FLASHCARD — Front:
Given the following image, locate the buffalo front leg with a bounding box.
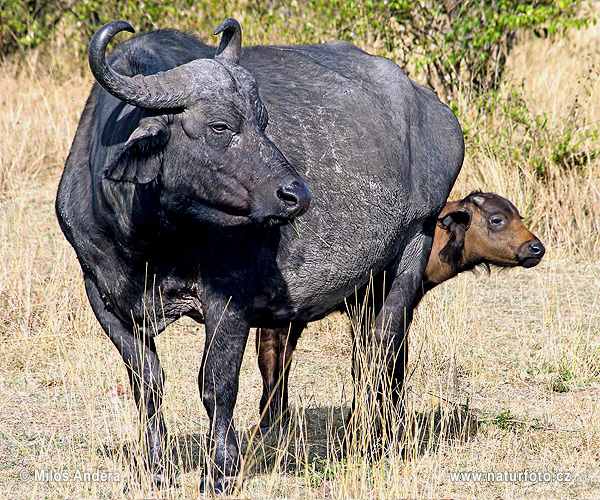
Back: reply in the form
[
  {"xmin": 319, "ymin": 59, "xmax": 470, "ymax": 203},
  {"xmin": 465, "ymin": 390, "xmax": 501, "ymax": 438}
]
[
  {"xmin": 198, "ymin": 299, "xmax": 253, "ymax": 494},
  {"xmin": 255, "ymin": 322, "xmax": 305, "ymax": 434},
  {"xmin": 84, "ymin": 277, "xmax": 171, "ymax": 486}
]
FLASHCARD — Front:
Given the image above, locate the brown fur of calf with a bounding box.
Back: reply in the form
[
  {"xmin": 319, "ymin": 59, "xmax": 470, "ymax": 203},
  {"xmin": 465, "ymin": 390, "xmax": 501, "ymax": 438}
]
[{"xmin": 417, "ymin": 190, "xmax": 545, "ymax": 302}]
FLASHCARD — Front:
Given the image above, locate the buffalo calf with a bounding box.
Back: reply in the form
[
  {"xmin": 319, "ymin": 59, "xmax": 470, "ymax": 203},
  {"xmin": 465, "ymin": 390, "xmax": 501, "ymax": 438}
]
[
  {"xmin": 256, "ymin": 191, "xmax": 545, "ymax": 434},
  {"xmin": 418, "ymin": 190, "xmax": 545, "ymax": 301}
]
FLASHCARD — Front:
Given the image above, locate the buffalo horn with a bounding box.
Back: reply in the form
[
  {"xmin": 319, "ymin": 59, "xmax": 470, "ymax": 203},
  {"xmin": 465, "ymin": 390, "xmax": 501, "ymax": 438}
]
[
  {"xmin": 89, "ymin": 20, "xmax": 210, "ymax": 110},
  {"xmin": 214, "ymin": 18, "xmax": 242, "ymax": 64}
]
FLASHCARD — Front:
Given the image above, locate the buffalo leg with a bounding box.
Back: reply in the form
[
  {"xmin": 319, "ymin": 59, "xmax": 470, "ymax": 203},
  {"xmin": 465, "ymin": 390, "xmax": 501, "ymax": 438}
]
[
  {"xmin": 256, "ymin": 322, "xmax": 305, "ymax": 433},
  {"xmin": 349, "ymin": 224, "xmax": 435, "ymax": 451},
  {"xmin": 84, "ymin": 277, "xmax": 171, "ymax": 485},
  {"xmin": 198, "ymin": 298, "xmax": 253, "ymax": 494}
]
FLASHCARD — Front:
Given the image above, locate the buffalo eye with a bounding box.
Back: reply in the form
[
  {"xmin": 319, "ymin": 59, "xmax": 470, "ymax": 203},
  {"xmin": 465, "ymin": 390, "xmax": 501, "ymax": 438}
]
[
  {"xmin": 489, "ymin": 215, "xmax": 505, "ymax": 227},
  {"xmin": 204, "ymin": 121, "xmax": 236, "ymax": 149},
  {"xmin": 210, "ymin": 122, "xmax": 230, "ymax": 134}
]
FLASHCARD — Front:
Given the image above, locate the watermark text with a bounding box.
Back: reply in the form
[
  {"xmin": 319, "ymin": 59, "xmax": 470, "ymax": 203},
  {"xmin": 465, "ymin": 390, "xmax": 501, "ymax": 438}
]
[
  {"xmin": 20, "ymin": 468, "xmax": 120, "ymax": 483},
  {"xmin": 450, "ymin": 470, "xmax": 572, "ymax": 483}
]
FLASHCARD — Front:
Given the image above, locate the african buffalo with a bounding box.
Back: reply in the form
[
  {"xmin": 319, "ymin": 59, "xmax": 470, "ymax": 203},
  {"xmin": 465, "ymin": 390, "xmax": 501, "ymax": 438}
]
[
  {"xmin": 421, "ymin": 191, "xmax": 545, "ymax": 295},
  {"xmin": 56, "ymin": 18, "xmax": 464, "ymax": 492},
  {"xmin": 255, "ymin": 191, "xmax": 545, "ymax": 435}
]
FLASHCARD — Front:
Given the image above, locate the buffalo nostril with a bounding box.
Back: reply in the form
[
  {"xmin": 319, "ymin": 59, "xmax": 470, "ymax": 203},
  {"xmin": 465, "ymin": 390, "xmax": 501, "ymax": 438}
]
[
  {"xmin": 277, "ymin": 185, "xmax": 300, "ymax": 207},
  {"xmin": 518, "ymin": 239, "xmax": 546, "ymax": 268},
  {"xmin": 530, "ymin": 242, "xmax": 545, "ymax": 256},
  {"xmin": 277, "ymin": 181, "xmax": 311, "ymax": 216}
]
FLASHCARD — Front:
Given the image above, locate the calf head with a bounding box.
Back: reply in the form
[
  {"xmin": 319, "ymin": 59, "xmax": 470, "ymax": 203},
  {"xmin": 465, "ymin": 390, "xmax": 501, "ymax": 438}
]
[
  {"xmin": 437, "ymin": 191, "xmax": 545, "ymax": 274},
  {"xmin": 89, "ymin": 19, "xmax": 310, "ymax": 227}
]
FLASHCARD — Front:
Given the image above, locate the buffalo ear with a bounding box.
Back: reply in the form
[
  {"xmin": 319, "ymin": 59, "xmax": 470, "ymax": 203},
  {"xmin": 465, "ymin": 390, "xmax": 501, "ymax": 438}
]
[
  {"xmin": 104, "ymin": 116, "xmax": 170, "ymax": 183},
  {"xmin": 437, "ymin": 209, "xmax": 471, "ymax": 232},
  {"xmin": 438, "ymin": 209, "xmax": 470, "ymax": 266}
]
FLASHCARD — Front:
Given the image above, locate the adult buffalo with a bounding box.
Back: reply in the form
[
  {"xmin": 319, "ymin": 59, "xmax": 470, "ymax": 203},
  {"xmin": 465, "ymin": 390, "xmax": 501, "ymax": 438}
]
[{"xmin": 56, "ymin": 18, "xmax": 464, "ymax": 493}]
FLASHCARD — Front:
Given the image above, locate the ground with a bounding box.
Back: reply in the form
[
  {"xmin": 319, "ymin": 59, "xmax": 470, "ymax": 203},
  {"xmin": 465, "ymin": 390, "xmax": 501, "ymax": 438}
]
[
  {"xmin": 1, "ymin": 6, "xmax": 600, "ymax": 499},
  {"xmin": 1, "ymin": 174, "xmax": 599, "ymax": 498}
]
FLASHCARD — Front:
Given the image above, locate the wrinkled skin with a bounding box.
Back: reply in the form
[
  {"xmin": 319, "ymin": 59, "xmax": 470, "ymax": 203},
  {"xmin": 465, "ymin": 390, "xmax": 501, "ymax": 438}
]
[
  {"xmin": 56, "ymin": 19, "xmax": 464, "ymax": 493},
  {"xmin": 255, "ymin": 192, "xmax": 544, "ymax": 435}
]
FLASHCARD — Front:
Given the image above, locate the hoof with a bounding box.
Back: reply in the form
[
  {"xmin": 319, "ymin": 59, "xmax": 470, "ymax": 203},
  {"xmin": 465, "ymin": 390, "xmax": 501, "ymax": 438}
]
[
  {"xmin": 199, "ymin": 475, "xmax": 238, "ymax": 495},
  {"xmin": 250, "ymin": 424, "xmax": 288, "ymax": 439},
  {"xmin": 122, "ymin": 472, "xmax": 172, "ymax": 494}
]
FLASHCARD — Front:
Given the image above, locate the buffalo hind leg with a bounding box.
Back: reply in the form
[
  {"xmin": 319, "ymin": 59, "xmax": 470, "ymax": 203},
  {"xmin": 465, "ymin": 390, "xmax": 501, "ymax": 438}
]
[
  {"xmin": 256, "ymin": 322, "xmax": 305, "ymax": 434},
  {"xmin": 347, "ymin": 224, "xmax": 434, "ymax": 455},
  {"xmin": 84, "ymin": 277, "xmax": 172, "ymax": 487}
]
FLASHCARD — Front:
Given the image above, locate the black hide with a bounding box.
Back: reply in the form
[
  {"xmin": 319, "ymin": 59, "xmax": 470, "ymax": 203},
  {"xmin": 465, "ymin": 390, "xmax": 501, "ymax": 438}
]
[{"xmin": 56, "ymin": 21, "xmax": 464, "ymax": 492}]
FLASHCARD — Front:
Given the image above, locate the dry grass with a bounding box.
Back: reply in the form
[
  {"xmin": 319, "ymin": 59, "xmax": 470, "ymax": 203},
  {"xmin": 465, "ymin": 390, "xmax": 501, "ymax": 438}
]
[
  {"xmin": 1, "ymin": 7, "xmax": 600, "ymax": 500},
  {"xmin": 451, "ymin": 18, "xmax": 600, "ymax": 258}
]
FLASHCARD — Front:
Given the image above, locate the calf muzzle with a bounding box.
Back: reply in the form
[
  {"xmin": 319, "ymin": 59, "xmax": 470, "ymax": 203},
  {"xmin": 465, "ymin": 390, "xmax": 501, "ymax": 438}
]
[{"xmin": 517, "ymin": 238, "xmax": 545, "ymax": 268}]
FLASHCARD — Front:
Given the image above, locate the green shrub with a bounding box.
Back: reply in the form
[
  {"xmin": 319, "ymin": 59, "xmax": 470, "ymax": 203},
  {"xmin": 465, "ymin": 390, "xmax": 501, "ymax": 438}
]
[
  {"xmin": 0, "ymin": 0, "xmax": 206, "ymax": 60},
  {"xmin": 287, "ymin": 0, "xmax": 591, "ymax": 100},
  {"xmin": 391, "ymin": 0, "xmax": 590, "ymax": 98},
  {"xmin": 2, "ymin": 1, "xmax": 592, "ymax": 102}
]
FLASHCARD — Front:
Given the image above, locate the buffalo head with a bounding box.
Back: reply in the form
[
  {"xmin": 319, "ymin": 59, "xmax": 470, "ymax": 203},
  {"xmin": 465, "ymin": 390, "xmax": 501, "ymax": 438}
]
[
  {"xmin": 88, "ymin": 19, "xmax": 310, "ymax": 226},
  {"xmin": 437, "ymin": 191, "xmax": 545, "ymax": 270}
]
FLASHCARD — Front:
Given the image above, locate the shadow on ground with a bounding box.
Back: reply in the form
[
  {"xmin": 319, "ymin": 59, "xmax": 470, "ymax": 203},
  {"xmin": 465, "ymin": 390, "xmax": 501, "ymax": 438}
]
[{"xmin": 101, "ymin": 401, "xmax": 478, "ymax": 481}]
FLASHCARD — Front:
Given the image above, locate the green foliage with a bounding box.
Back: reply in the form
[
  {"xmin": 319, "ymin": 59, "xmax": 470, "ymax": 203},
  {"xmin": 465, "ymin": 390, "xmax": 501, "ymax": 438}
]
[
  {"xmin": 465, "ymin": 78, "xmax": 599, "ymax": 180},
  {"xmin": 0, "ymin": 0, "xmax": 221, "ymax": 60},
  {"xmin": 494, "ymin": 409, "xmax": 525, "ymax": 431},
  {"xmin": 2, "ymin": 1, "xmax": 591, "ymax": 95},
  {"xmin": 423, "ymin": 0, "xmax": 589, "ymax": 97},
  {"xmin": 0, "ymin": 0, "xmax": 64, "ymax": 55},
  {"xmin": 295, "ymin": 0, "xmax": 591, "ymax": 99}
]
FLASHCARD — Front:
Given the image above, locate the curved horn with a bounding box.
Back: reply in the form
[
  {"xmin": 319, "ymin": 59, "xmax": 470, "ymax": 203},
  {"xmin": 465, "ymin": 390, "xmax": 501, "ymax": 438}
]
[
  {"xmin": 88, "ymin": 20, "xmax": 201, "ymax": 110},
  {"xmin": 214, "ymin": 18, "xmax": 242, "ymax": 64}
]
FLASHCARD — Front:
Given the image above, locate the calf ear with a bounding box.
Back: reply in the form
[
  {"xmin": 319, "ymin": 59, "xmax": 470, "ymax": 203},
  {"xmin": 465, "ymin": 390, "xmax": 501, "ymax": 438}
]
[
  {"xmin": 438, "ymin": 209, "xmax": 470, "ymax": 266},
  {"xmin": 437, "ymin": 209, "xmax": 471, "ymax": 232},
  {"xmin": 104, "ymin": 116, "xmax": 170, "ymax": 184}
]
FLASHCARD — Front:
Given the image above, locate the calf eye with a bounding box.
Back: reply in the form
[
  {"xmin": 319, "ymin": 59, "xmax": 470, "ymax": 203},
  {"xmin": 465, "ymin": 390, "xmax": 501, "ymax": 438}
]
[{"xmin": 490, "ymin": 216, "xmax": 505, "ymax": 226}]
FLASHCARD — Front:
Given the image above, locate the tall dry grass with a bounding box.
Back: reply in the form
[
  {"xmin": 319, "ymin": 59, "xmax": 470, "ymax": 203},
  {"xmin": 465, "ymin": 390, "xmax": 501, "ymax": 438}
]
[
  {"xmin": 452, "ymin": 20, "xmax": 600, "ymax": 258},
  {"xmin": 1, "ymin": 8, "xmax": 600, "ymax": 500}
]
